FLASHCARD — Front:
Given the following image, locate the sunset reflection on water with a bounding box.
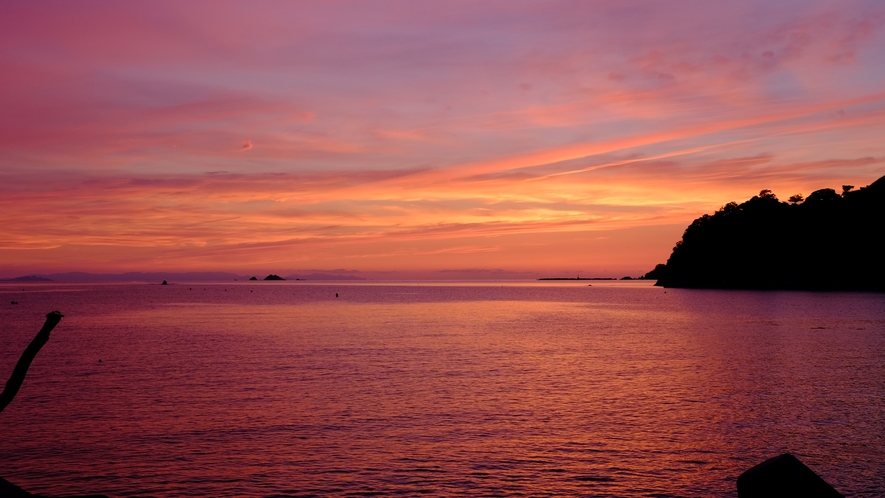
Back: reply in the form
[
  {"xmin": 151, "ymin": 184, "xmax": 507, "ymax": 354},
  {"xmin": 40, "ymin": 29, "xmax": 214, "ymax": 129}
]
[{"xmin": 1, "ymin": 282, "xmax": 883, "ymax": 496}]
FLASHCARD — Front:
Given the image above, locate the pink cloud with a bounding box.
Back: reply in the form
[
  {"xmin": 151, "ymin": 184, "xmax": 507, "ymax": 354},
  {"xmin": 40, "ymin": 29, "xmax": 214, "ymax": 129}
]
[{"xmin": 2, "ymin": 1, "xmax": 885, "ymax": 273}]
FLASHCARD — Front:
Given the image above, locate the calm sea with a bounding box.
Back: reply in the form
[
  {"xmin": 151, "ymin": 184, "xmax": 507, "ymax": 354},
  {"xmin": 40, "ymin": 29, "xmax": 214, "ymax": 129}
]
[{"xmin": 1, "ymin": 281, "xmax": 883, "ymax": 497}]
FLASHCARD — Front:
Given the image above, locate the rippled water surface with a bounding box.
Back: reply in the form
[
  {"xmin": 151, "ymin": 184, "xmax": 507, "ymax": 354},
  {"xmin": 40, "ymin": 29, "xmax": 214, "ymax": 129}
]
[{"xmin": 1, "ymin": 281, "xmax": 884, "ymax": 497}]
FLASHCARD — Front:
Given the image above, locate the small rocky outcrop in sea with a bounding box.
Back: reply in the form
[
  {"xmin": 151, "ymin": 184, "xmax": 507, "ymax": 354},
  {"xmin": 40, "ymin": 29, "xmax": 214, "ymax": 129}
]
[
  {"xmin": 161, "ymin": 280, "xmax": 168, "ymax": 285},
  {"xmin": 645, "ymin": 175, "xmax": 885, "ymax": 291},
  {"xmin": 249, "ymin": 276, "xmax": 258, "ymax": 281},
  {"xmin": 264, "ymin": 274, "xmax": 286, "ymax": 280}
]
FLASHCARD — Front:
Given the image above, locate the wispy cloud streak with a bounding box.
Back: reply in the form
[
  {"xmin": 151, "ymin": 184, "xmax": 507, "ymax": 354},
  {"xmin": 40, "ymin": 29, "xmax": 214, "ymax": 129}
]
[{"xmin": 2, "ymin": 0, "xmax": 885, "ymax": 274}]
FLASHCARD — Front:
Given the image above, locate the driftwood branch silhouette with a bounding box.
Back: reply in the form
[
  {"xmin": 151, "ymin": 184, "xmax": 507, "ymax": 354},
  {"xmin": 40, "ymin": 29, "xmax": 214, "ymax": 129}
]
[
  {"xmin": 0, "ymin": 311, "xmax": 64, "ymax": 414},
  {"xmin": 0, "ymin": 311, "xmax": 110, "ymax": 497}
]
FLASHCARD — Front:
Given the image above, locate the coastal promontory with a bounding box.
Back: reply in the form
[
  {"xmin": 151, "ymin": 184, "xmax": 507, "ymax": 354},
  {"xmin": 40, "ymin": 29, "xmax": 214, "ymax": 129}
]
[{"xmin": 647, "ymin": 175, "xmax": 885, "ymax": 291}]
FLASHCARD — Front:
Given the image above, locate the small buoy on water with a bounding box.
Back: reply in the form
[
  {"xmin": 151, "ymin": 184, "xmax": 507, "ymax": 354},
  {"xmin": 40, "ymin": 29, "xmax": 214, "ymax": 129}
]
[
  {"xmin": 335, "ymin": 293, "xmax": 339, "ymax": 298},
  {"xmin": 98, "ymin": 359, "xmax": 102, "ymax": 363}
]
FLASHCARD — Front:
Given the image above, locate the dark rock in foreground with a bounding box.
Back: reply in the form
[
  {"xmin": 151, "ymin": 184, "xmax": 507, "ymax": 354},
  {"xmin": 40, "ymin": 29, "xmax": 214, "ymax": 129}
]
[
  {"xmin": 0, "ymin": 476, "xmax": 109, "ymax": 498},
  {"xmin": 0, "ymin": 477, "xmax": 31, "ymax": 498},
  {"xmin": 737, "ymin": 453, "xmax": 843, "ymax": 497},
  {"xmin": 647, "ymin": 175, "xmax": 885, "ymax": 291}
]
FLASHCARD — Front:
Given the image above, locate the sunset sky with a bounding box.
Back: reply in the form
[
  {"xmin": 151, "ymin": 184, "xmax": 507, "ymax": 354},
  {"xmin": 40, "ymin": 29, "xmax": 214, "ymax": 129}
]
[{"xmin": 2, "ymin": 1, "xmax": 884, "ymax": 277}]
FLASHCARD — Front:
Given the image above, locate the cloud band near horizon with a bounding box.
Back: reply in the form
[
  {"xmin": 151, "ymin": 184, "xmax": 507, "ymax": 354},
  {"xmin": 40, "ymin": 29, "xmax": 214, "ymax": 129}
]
[{"xmin": 2, "ymin": 0, "xmax": 885, "ymax": 275}]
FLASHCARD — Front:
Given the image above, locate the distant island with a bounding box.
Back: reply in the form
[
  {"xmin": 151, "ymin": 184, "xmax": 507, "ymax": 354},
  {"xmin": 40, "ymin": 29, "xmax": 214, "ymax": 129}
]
[{"xmin": 645, "ymin": 175, "xmax": 885, "ymax": 291}]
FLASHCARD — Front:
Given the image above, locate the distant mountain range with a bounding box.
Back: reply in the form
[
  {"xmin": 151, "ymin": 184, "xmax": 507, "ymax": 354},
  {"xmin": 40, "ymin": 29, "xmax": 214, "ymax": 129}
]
[
  {"xmin": 0, "ymin": 271, "xmax": 365, "ymax": 283},
  {"xmin": 2, "ymin": 269, "xmax": 631, "ymax": 283},
  {"xmin": 0, "ymin": 275, "xmax": 54, "ymax": 282},
  {"xmin": 284, "ymin": 273, "xmax": 365, "ymax": 281}
]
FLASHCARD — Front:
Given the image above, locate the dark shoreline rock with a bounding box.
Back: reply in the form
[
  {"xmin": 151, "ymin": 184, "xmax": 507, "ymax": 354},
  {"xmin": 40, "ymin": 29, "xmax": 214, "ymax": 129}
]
[
  {"xmin": 646, "ymin": 175, "xmax": 885, "ymax": 291},
  {"xmin": 737, "ymin": 453, "xmax": 843, "ymax": 497},
  {"xmin": 0, "ymin": 476, "xmax": 109, "ymax": 498}
]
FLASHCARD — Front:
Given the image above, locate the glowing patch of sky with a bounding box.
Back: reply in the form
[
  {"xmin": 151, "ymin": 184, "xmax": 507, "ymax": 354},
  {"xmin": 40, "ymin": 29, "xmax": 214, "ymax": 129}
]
[{"xmin": 2, "ymin": 0, "xmax": 885, "ymax": 276}]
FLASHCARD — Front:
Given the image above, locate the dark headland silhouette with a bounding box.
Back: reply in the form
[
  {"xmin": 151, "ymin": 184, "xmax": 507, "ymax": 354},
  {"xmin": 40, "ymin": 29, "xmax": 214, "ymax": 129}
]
[{"xmin": 646, "ymin": 175, "xmax": 885, "ymax": 291}]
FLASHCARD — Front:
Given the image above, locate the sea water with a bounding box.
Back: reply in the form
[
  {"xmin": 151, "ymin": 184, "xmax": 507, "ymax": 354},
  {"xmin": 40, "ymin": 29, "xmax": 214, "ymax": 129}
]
[{"xmin": 1, "ymin": 281, "xmax": 883, "ymax": 497}]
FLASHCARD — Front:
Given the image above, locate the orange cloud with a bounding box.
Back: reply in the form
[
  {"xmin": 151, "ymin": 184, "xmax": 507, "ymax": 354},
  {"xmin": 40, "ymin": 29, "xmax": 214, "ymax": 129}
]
[{"xmin": 3, "ymin": 1, "xmax": 885, "ymax": 275}]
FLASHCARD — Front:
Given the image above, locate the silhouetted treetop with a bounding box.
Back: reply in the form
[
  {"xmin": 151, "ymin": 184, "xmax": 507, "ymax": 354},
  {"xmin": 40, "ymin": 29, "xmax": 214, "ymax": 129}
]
[
  {"xmin": 805, "ymin": 188, "xmax": 841, "ymax": 204},
  {"xmin": 648, "ymin": 175, "xmax": 885, "ymax": 291}
]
